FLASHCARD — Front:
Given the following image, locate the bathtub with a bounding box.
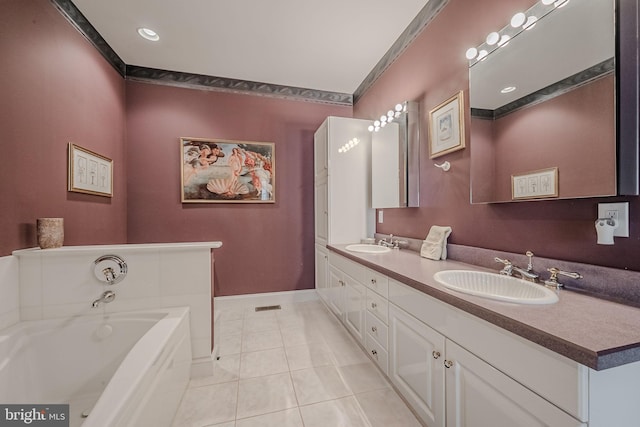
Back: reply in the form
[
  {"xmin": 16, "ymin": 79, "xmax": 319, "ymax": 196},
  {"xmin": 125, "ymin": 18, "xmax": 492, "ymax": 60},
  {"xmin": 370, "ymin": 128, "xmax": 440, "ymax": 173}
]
[{"xmin": 0, "ymin": 307, "xmax": 192, "ymax": 427}]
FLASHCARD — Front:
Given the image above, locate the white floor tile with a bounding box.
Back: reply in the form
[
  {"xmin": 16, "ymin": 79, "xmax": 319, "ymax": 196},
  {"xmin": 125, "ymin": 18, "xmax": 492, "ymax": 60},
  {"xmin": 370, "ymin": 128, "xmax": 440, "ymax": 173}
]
[
  {"xmin": 235, "ymin": 408, "xmax": 303, "ymax": 427},
  {"xmin": 290, "ymin": 366, "xmax": 352, "ymax": 406},
  {"xmin": 284, "ymin": 342, "xmax": 334, "ymax": 371},
  {"xmin": 172, "ymin": 381, "xmax": 238, "ymax": 427},
  {"xmin": 236, "ymin": 373, "xmax": 297, "ymax": 419},
  {"xmin": 355, "ymin": 388, "xmax": 422, "ymax": 427},
  {"xmin": 242, "ymin": 330, "xmax": 283, "ymax": 353},
  {"xmin": 240, "ymin": 348, "xmax": 289, "ymax": 379},
  {"xmin": 337, "ymin": 362, "xmax": 390, "ymax": 394},
  {"xmin": 299, "ymin": 396, "xmax": 371, "ymax": 427},
  {"xmin": 218, "ymin": 334, "xmax": 242, "ymax": 356}
]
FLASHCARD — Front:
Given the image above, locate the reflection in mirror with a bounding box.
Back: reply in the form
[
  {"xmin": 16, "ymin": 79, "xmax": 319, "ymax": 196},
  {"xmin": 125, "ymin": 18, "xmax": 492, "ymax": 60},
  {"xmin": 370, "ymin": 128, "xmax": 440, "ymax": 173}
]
[
  {"xmin": 469, "ymin": 0, "xmax": 616, "ymax": 203},
  {"xmin": 371, "ymin": 101, "xmax": 420, "ymax": 208}
]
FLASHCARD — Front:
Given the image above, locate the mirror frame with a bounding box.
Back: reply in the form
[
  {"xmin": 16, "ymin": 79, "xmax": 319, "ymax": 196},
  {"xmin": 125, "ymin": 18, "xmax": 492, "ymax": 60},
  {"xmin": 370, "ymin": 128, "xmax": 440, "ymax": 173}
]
[
  {"xmin": 468, "ymin": 0, "xmax": 639, "ymax": 202},
  {"xmin": 617, "ymin": 0, "xmax": 639, "ymax": 195}
]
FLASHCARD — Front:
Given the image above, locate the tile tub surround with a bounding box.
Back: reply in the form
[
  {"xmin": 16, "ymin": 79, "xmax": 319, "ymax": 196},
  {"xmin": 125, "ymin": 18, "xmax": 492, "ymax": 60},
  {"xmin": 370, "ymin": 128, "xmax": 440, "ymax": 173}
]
[
  {"xmin": 173, "ymin": 299, "xmax": 421, "ymax": 427},
  {"xmin": 12, "ymin": 242, "xmax": 222, "ymax": 374},
  {"xmin": 331, "ymin": 243, "xmax": 640, "ymax": 370},
  {"xmin": 0, "ymin": 256, "xmax": 19, "ymax": 331}
]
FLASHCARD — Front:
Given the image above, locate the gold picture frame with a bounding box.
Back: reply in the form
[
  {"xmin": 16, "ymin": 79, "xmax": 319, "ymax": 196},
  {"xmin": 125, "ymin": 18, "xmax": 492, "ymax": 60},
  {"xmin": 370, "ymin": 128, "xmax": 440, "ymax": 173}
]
[
  {"xmin": 180, "ymin": 137, "xmax": 275, "ymax": 203},
  {"xmin": 428, "ymin": 91, "xmax": 465, "ymax": 159},
  {"xmin": 512, "ymin": 167, "xmax": 559, "ymax": 200},
  {"xmin": 67, "ymin": 143, "xmax": 113, "ymax": 197}
]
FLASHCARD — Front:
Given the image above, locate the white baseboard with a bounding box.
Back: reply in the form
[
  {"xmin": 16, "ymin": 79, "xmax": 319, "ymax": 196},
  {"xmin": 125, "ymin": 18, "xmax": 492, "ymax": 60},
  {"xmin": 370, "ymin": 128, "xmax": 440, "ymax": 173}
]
[
  {"xmin": 190, "ymin": 355, "xmax": 214, "ymax": 378},
  {"xmin": 214, "ymin": 289, "xmax": 318, "ymax": 312}
]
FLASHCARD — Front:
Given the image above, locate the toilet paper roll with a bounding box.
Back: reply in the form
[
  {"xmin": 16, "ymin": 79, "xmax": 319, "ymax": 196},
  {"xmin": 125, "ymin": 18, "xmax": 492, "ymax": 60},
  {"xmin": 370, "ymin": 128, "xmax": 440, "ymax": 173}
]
[{"xmin": 595, "ymin": 218, "xmax": 618, "ymax": 245}]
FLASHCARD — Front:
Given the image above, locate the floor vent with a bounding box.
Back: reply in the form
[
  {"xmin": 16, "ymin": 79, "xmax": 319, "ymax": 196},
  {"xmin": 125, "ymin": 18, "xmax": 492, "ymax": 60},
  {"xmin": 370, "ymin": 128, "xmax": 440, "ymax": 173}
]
[{"xmin": 254, "ymin": 305, "xmax": 282, "ymax": 312}]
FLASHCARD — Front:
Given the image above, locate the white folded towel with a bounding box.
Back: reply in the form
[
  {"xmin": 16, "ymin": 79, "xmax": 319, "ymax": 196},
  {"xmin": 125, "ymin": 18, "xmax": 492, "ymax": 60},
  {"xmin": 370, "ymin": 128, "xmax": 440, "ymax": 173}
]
[{"xmin": 420, "ymin": 226, "xmax": 452, "ymax": 260}]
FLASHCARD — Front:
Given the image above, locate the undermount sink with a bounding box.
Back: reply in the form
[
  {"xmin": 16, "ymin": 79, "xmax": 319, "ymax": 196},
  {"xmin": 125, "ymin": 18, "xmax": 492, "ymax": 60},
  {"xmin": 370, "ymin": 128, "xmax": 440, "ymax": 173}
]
[
  {"xmin": 433, "ymin": 270, "xmax": 558, "ymax": 305},
  {"xmin": 345, "ymin": 244, "xmax": 391, "ymax": 254}
]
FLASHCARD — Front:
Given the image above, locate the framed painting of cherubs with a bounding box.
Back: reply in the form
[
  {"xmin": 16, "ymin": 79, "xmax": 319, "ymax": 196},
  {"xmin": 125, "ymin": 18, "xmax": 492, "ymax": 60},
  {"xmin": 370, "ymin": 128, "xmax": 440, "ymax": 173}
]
[{"xmin": 180, "ymin": 137, "xmax": 275, "ymax": 203}]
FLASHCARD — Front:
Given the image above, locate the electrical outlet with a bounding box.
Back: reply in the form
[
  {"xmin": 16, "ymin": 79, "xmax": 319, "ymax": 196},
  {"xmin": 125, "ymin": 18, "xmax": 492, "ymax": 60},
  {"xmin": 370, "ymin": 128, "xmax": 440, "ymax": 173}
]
[{"xmin": 598, "ymin": 202, "xmax": 629, "ymax": 237}]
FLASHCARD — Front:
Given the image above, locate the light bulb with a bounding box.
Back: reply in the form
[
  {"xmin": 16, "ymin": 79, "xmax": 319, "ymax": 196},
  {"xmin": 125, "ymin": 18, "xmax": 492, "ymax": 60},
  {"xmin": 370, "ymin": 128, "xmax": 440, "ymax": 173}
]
[
  {"xmin": 137, "ymin": 27, "xmax": 159, "ymax": 41},
  {"xmin": 477, "ymin": 50, "xmax": 488, "ymax": 61},
  {"xmin": 510, "ymin": 12, "xmax": 526, "ymax": 28},
  {"xmin": 380, "ymin": 121, "xmax": 386, "ymax": 127},
  {"xmin": 542, "ymin": 0, "xmax": 555, "ymax": 4},
  {"xmin": 523, "ymin": 16, "xmax": 538, "ymax": 30},
  {"xmin": 374, "ymin": 120, "xmax": 380, "ymax": 127},
  {"xmin": 486, "ymin": 32, "xmax": 500, "ymax": 46},
  {"xmin": 387, "ymin": 110, "xmax": 394, "ymax": 117},
  {"xmin": 380, "ymin": 115, "xmax": 387, "ymax": 123},
  {"xmin": 374, "ymin": 127, "xmax": 380, "ymax": 132},
  {"xmin": 465, "ymin": 47, "xmax": 478, "ymax": 60},
  {"xmin": 501, "ymin": 86, "xmax": 516, "ymax": 94},
  {"xmin": 498, "ymin": 35, "xmax": 511, "ymax": 47},
  {"xmin": 395, "ymin": 104, "xmax": 403, "ymax": 112},
  {"xmin": 368, "ymin": 125, "xmax": 374, "ymax": 132}
]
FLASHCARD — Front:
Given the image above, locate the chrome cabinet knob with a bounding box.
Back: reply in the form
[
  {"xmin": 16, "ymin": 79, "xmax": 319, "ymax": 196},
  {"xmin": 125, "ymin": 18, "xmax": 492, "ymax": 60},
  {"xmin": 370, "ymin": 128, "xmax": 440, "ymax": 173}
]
[
  {"xmin": 371, "ymin": 302, "xmax": 377, "ymax": 309},
  {"xmin": 432, "ymin": 351, "xmax": 441, "ymax": 360},
  {"xmin": 444, "ymin": 360, "xmax": 454, "ymax": 369},
  {"xmin": 371, "ymin": 349, "xmax": 378, "ymax": 359},
  {"xmin": 371, "ymin": 326, "xmax": 377, "ymax": 333},
  {"xmin": 371, "ymin": 278, "xmax": 377, "ymax": 284}
]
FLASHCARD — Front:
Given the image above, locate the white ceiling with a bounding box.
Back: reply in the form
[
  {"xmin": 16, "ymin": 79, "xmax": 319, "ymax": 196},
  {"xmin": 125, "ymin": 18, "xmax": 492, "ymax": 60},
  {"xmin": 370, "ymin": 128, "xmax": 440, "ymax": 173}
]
[{"xmin": 72, "ymin": 0, "xmax": 430, "ymax": 94}]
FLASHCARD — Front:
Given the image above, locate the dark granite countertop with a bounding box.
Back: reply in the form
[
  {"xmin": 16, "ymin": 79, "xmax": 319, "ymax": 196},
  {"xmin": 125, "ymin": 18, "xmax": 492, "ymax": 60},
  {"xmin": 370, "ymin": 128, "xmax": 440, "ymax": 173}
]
[{"xmin": 328, "ymin": 244, "xmax": 640, "ymax": 371}]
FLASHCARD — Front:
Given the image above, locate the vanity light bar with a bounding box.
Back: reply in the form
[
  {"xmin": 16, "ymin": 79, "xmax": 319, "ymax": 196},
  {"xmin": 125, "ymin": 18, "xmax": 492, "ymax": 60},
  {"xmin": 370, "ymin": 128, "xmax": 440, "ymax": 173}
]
[
  {"xmin": 368, "ymin": 103, "xmax": 405, "ymax": 132},
  {"xmin": 338, "ymin": 138, "xmax": 360, "ymax": 154},
  {"xmin": 464, "ymin": 0, "xmax": 570, "ymax": 66}
]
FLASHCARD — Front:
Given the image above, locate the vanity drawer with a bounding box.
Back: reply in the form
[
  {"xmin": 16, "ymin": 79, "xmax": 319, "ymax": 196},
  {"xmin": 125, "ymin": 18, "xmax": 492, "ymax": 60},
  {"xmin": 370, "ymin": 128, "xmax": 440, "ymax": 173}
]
[
  {"xmin": 366, "ymin": 333, "xmax": 389, "ymax": 375},
  {"xmin": 366, "ymin": 310, "xmax": 388, "ymax": 350},
  {"xmin": 364, "ymin": 269, "xmax": 389, "ymax": 298},
  {"xmin": 366, "ymin": 289, "xmax": 388, "ymax": 325},
  {"xmin": 329, "ymin": 252, "xmax": 365, "ymax": 280}
]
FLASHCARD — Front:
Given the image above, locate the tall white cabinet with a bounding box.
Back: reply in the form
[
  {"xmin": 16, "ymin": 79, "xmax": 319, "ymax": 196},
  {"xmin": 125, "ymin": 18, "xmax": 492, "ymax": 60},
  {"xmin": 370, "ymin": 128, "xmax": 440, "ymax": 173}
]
[{"xmin": 314, "ymin": 116, "xmax": 374, "ymax": 304}]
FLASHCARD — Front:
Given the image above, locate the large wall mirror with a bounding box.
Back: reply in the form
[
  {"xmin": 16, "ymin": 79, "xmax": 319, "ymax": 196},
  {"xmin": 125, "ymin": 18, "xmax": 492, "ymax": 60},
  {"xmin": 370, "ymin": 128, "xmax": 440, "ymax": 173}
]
[{"xmin": 469, "ymin": 0, "xmax": 638, "ymax": 203}]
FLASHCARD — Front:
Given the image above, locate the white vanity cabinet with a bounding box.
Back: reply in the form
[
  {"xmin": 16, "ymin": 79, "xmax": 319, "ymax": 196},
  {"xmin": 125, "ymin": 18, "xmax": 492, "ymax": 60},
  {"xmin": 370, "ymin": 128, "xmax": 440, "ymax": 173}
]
[
  {"xmin": 326, "ymin": 252, "xmax": 367, "ymax": 344},
  {"xmin": 445, "ymin": 339, "xmax": 585, "ymax": 427},
  {"xmin": 315, "ymin": 244, "xmax": 329, "ymax": 304},
  {"xmin": 389, "ymin": 303, "xmax": 445, "ymax": 427},
  {"xmin": 313, "ymin": 116, "xmax": 373, "ymax": 297}
]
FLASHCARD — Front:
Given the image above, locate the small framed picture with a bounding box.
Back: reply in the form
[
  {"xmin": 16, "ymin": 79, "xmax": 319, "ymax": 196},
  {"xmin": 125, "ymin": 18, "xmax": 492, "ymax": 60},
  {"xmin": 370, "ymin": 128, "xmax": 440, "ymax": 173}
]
[
  {"xmin": 512, "ymin": 167, "xmax": 559, "ymax": 200},
  {"xmin": 428, "ymin": 91, "xmax": 465, "ymax": 159},
  {"xmin": 67, "ymin": 143, "xmax": 113, "ymax": 197}
]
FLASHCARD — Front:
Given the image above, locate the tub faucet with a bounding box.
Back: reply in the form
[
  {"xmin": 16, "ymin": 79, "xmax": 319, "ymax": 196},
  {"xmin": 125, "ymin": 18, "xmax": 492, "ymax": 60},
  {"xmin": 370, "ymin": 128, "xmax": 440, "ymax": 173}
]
[{"xmin": 92, "ymin": 290, "xmax": 116, "ymax": 308}]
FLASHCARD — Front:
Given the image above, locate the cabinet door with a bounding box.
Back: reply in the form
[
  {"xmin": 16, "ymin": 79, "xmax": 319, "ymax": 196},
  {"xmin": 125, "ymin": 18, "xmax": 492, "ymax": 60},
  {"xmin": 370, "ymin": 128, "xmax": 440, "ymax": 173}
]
[
  {"xmin": 314, "ymin": 120, "xmax": 328, "ymax": 177},
  {"xmin": 327, "ymin": 266, "xmax": 345, "ymax": 319},
  {"xmin": 389, "ymin": 304, "xmax": 445, "ymax": 427},
  {"xmin": 344, "ymin": 275, "xmax": 366, "ymax": 343},
  {"xmin": 314, "ymin": 175, "xmax": 328, "ymax": 244},
  {"xmin": 315, "ymin": 245, "xmax": 329, "ymax": 303},
  {"xmin": 445, "ymin": 340, "xmax": 586, "ymax": 427}
]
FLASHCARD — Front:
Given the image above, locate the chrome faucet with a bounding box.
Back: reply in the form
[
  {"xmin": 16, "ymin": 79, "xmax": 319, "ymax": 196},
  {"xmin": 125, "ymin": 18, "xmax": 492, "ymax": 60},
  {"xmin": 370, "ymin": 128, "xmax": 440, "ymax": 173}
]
[
  {"xmin": 495, "ymin": 251, "xmax": 540, "ymax": 283},
  {"xmin": 92, "ymin": 290, "xmax": 116, "ymax": 308},
  {"xmin": 378, "ymin": 234, "xmax": 395, "ymax": 248}
]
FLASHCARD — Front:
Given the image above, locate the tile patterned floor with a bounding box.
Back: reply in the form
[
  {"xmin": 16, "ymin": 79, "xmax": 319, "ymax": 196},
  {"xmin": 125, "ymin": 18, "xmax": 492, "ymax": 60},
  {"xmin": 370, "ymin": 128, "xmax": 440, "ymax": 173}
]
[{"xmin": 172, "ymin": 299, "xmax": 423, "ymax": 427}]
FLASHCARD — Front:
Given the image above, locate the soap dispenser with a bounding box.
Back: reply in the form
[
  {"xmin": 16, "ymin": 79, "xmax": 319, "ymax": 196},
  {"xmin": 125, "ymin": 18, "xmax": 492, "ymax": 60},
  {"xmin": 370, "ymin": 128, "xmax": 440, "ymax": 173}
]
[{"xmin": 595, "ymin": 218, "xmax": 618, "ymax": 245}]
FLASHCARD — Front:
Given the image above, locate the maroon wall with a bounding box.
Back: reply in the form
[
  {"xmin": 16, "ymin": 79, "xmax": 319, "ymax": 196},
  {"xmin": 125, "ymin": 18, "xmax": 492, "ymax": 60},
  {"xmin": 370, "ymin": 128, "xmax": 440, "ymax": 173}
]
[
  {"xmin": 490, "ymin": 75, "xmax": 615, "ymax": 201},
  {"xmin": 125, "ymin": 81, "xmax": 350, "ymax": 296},
  {"xmin": 0, "ymin": 0, "xmax": 127, "ymax": 256},
  {"xmin": 354, "ymin": 0, "xmax": 640, "ymax": 271}
]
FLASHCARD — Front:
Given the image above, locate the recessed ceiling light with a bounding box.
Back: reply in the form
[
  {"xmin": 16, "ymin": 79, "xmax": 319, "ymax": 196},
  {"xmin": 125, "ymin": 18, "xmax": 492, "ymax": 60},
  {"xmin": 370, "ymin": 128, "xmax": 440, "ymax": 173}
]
[
  {"xmin": 137, "ymin": 27, "xmax": 159, "ymax": 42},
  {"xmin": 501, "ymin": 86, "xmax": 517, "ymax": 94}
]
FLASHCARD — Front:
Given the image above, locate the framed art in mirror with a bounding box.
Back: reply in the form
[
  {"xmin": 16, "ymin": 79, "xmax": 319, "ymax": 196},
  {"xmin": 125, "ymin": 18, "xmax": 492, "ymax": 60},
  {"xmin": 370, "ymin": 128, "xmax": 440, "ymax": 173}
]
[
  {"xmin": 67, "ymin": 143, "xmax": 113, "ymax": 197},
  {"xmin": 428, "ymin": 91, "xmax": 465, "ymax": 158},
  {"xmin": 512, "ymin": 167, "xmax": 558, "ymax": 200},
  {"xmin": 181, "ymin": 137, "xmax": 275, "ymax": 203}
]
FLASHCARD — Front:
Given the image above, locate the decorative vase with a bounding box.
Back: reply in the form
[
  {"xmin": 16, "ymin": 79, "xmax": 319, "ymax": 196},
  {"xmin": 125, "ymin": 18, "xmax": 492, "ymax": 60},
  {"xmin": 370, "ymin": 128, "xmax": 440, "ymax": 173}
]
[{"xmin": 37, "ymin": 218, "xmax": 64, "ymax": 249}]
